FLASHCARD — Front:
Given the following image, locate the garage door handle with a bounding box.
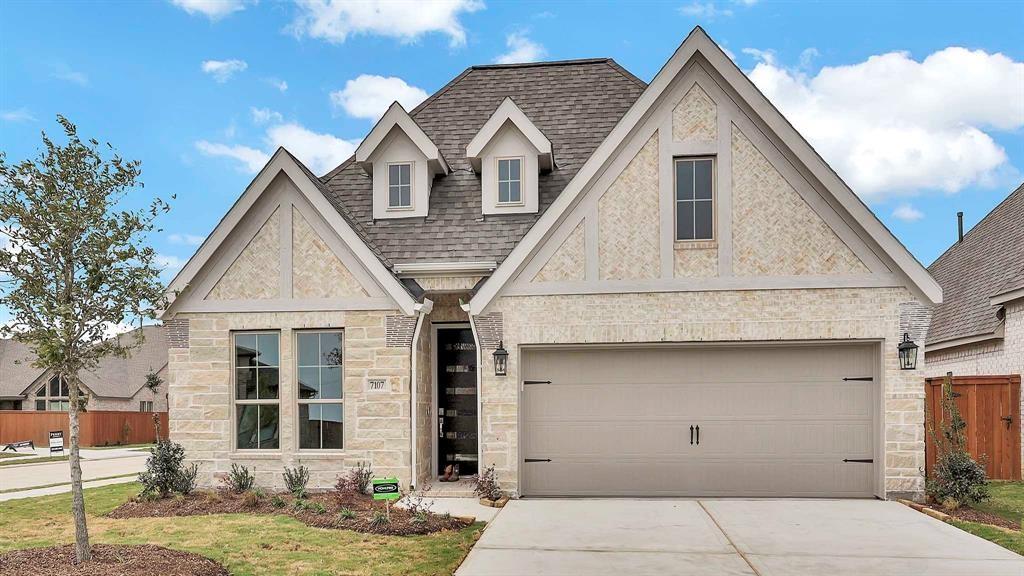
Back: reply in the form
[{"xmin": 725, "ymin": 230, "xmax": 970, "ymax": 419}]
[
  {"xmin": 525, "ymin": 458, "xmax": 551, "ymax": 463},
  {"xmin": 523, "ymin": 380, "xmax": 551, "ymax": 385},
  {"xmin": 842, "ymin": 458, "xmax": 873, "ymax": 463},
  {"xmin": 696, "ymin": 425, "xmax": 700, "ymax": 445},
  {"xmin": 690, "ymin": 425, "xmax": 694, "ymax": 445},
  {"xmin": 843, "ymin": 377, "xmax": 873, "ymax": 381}
]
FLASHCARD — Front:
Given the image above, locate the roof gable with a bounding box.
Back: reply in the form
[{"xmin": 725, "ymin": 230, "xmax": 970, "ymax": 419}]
[
  {"xmin": 466, "ymin": 97, "xmax": 553, "ymax": 171},
  {"xmin": 469, "ymin": 27, "xmax": 942, "ymax": 314},
  {"xmin": 355, "ymin": 102, "xmax": 449, "ymax": 176}
]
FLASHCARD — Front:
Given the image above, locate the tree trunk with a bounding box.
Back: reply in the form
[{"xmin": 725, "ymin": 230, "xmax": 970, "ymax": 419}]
[{"xmin": 67, "ymin": 373, "xmax": 91, "ymax": 563}]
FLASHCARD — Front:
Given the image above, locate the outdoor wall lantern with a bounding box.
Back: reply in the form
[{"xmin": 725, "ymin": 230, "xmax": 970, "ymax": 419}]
[
  {"xmin": 898, "ymin": 333, "xmax": 918, "ymax": 371},
  {"xmin": 493, "ymin": 341, "xmax": 508, "ymax": 376}
]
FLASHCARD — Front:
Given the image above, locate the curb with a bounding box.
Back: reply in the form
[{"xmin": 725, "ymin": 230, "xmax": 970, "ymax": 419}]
[{"xmin": 895, "ymin": 498, "xmax": 1020, "ymax": 534}]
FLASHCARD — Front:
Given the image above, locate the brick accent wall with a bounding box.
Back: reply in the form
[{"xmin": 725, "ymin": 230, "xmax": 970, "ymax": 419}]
[
  {"xmin": 385, "ymin": 315, "xmax": 418, "ymax": 348},
  {"xmin": 533, "ymin": 221, "xmax": 585, "ymax": 282},
  {"xmin": 475, "ymin": 312, "xmax": 503, "ymax": 350},
  {"xmin": 207, "ymin": 207, "xmax": 281, "ymax": 300},
  {"xmin": 166, "ymin": 318, "xmax": 190, "ymax": 349},
  {"xmin": 598, "ymin": 132, "xmax": 661, "ymax": 280},
  {"xmin": 673, "ymin": 83, "xmax": 717, "ymax": 142},
  {"xmin": 292, "ymin": 208, "xmax": 368, "ymax": 298}
]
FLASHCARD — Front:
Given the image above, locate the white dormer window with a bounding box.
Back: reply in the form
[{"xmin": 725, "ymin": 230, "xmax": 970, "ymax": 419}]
[
  {"xmin": 388, "ymin": 163, "xmax": 412, "ymax": 209},
  {"xmin": 497, "ymin": 157, "xmax": 523, "ymax": 205}
]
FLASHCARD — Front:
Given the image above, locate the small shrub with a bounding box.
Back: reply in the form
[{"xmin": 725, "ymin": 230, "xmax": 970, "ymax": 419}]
[
  {"xmin": 242, "ymin": 490, "xmax": 262, "ymax": 508},
  {"xmin": 369, "ymin": 510, "xmax": 390, "ymax": 529},
  {"xmin": 336, "ymin": 461, "xmax": 374, "ymax": 494},
  {"xmin": 270, "ymin": 495, "xmax": 286, "ymax": 509},
  {"xmin": 310, "ymin": 502, "xmax": 327, "ymax": 515},
  {"xmin": 926, "ymin": 374, "xmax": 990, "ymax": 506},
  {"xmin": 283, "ymin": 465, "xmax": 310, "ymax": 499},
  {"xmin": 338, "ymin": 507, "xmax": 356, "ymax": 520},
  {"xmin": 138, "ymin": 439, "xmax": 197, "ymax": 498},
  {"xmin": 292, "ymin": 499, "xmax": 308, "ymax": 512},
  {"xmin": 224, "ymin": 464, "xmax": 255, "ymax": 494},
  {"xmin": 941, "ymin": 497, "xmax": 961, "ymax": 511},
  {"xmin": 474, "ymin": 464, "xmax": 503, "ymax": 502},
  {"xmin": 411, "ymin": 511, "xmax": 429, "ymax": 525},
  {"xmin": 403, "ymin": 485, "xmax": 434, "ymax": 516}
]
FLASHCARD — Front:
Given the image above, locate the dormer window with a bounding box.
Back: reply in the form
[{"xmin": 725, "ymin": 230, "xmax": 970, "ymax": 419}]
[
  {"xmin": 497, "ymin": 158, "xmax": 522, "ymax": 205},
  {"xmin": 388, "ymin": 163, "xmax": 412, "ymax": 209}
]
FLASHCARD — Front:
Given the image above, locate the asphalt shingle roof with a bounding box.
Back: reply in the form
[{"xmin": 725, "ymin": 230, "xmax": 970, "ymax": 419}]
[
  {"xmin": 927, "ymin": 183, "xmax": 1024, "ymax": 345},
  {"xmin": 319, "ymin": 58, "xmax": 646, "ymax": 267},
  {"xmin": 0, "ymin": 339, "xmax": 45, "ymax": 398}
]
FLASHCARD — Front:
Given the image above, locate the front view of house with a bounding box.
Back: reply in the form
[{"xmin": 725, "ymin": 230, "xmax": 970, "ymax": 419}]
[{"xmin": 163, "ymin": 28, "xmax": 941, "ymax": 501}]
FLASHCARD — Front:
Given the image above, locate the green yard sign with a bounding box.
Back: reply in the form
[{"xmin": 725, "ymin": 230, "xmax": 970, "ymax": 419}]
[{"xmin": 372, "ymin": 477, "xmax": 400, "ymax": 501}]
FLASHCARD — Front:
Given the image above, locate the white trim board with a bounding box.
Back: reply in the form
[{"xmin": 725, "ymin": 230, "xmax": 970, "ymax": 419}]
[
  {"xmin": 466, "ymin": 97, "xmax": 554, "ymax": 171},
  {"xmin": 468, "ymin": 27, "xmax": 941, "ymax": 315}
]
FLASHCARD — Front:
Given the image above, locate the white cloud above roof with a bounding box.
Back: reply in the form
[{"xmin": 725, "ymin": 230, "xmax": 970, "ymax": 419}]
[
  {"xmin": 170, "ymin": 0, "xmax": 250, "ymax": 20},
  {"xmin": 494, "ymin": 32, "xmax": 546, "ymax": 64},
  {"xmin": 289, "ymin": 0, "xmax": 484, "ymax": 47},
  {"xmin": 195, "ymin": 120, "xmax": 358, "ymax": 176},
  {"xmin": 201, "ymin": 59, "xmax": 248, "ymax": 82},
  {"xmin": 330, "ymin": 75, "xmax": 429, "ymax": 121},
  {"xmin": 747, "ymin": 46, "xmax": 1024, "ymax": 199},
  {"xmin": 892, "ymin": 203, "xmax": 924, "ymax": 223}
]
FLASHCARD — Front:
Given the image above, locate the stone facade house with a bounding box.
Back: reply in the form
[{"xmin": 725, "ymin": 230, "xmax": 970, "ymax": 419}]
[
  {"xmin": 0, "ymin": 325, "xmax": 169, "ymax": 413},
  {"xmin": 163, "ymin": 28, "xmax": 942, "ymax": 500},
  {"xmin": 925, "ymin": 183, "xmax": 1024, "ymax": 475}
]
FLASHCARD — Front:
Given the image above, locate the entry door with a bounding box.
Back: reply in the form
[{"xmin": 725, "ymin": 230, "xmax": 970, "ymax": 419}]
[
  {"xmin": 521, "ymin": 344, "xmax": 878, "ymax": 497},
  {"xmin": 436, "ymin": 328, "xmax": 478, "ymax": 477}
]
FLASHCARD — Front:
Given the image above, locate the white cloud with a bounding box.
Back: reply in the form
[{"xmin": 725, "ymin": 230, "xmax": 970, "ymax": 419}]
[
  {"xmin": 195, "ymin": 140, "xmax": 269, "ymax": 173},
  {"xmin": 250, "ymin": 107, "xmax": 283, "ymax": 124},
  {"xmin": 289, "ymin": 0, "xmax": 484, "ymax": 47},
  {"xmin": 798, "ymin": 47, "xmax": 819, "ymax": 70},
  {"xmin": 52, "ymin": 64, "xmax": 88, "ymax": 86},
  {"xmin": 679, "ymin": 2, "xmax": 733, "ymax": 19},
  {"xmin": 170, "ymin": 0, "xmax": 250, "ymax": 20},
  {"xmin": 494, "ymin": 32, "xmax": 546, "ymax": 64},
  {"xmin": 201, "ymin": 59, "xmax": 248, "ymax": 82},
  {"xmin": 892, "ymin": 203, "xmax": 924, "ymax": 222},
  {"xmin": 264, "ymin": 77, "xmax": 288, "ymax": 92},
  {"xmin": 1, "ymin": 108, "xmax": 35, "ymax": 122},
  {"xmin": 330, "ymin": 75, "xmax": 429, "ymax": 120},
  {"xmin": 168, "ymin": 233, "xmax": 205, "ymax": 246},
  {"xmin": 747, "ymin": 47, "xmax": 1024, "ymax": 199},
  {"xmin": 155, "ymin": 253, "xmax": 187, "ymax": 273},
  {"xmin": 742, "ymin": 47, "xmax": 776, "ymax": 66}
]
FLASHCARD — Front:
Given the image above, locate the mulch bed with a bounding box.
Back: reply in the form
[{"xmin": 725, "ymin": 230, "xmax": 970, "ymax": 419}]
[
  {"xmin": 0, "ymin": 544, "xmax": 228, "ymax": 576},
  {"xmin": 107, "ymin": 490, "xmax": 472, "ymax": 536},
  {"xmin": 924, "ymin": 503, "xmax": 1021, "ymax": 530}
]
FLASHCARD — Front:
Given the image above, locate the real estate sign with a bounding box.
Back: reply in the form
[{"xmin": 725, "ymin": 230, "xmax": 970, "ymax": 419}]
[
  {"xmin": 48, "ymin": 430, "xmax": 64, "ymax": 454},
  {"xmin": 372, "ymin": 477, "xmax": 400, "ymax": 500}
]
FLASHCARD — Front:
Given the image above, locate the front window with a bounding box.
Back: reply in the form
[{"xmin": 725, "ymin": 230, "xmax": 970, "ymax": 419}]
[
  {"xmin": 388, "ymin": 163, "xmax": 412, "ymax": 208},
  {"xmin": 36, "ymin": 376, "xmax": 69, "ymax": 411},
  {"xmin": 497, "ymin": 158, "xmax": 522, "ymax": 204},
  {"xmin": 675, "ymin": 157, "xmax": 714, "ymax": 241},
  {"xmin": 297, "ymin": 331, "xmax": 344, "ymax": 450},
  {"xmin": 234, "ymin": 332, "xmax": 280, "ymax": 450},
  {"xmin": 140, "ymin": 401, "xmax": 154, "ymax": 412}
]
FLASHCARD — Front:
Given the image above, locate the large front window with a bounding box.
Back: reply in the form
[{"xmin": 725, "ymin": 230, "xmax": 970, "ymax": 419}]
[
  {"xmin": 675, "ymin": 157, "xmax": 714, "ymax": 241},
  {"xmin": 297, "ymin": 331, "xmax": 344, "ymax": 450},
  {"xmin": 234, "ymin": 332, "xmax": 280, "ymax": 450}
]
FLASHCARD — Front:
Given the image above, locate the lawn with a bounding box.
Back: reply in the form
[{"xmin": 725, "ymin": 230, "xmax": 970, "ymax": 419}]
[
  {"xmin": 90, "ymin": 443, "xmax": 155, "ymax": 451},
  {"xmin": 948, "ymin": 481, "xmax": 1024, "ymax": 556},
  {"xmin": 0, "ymin": 455, "xmax": 68, "ymax": 467},
  {"xmin": 0, "ymin": 452, "xmax": 30, "ymax": 460},
  {"xmin": 0, "ymin": 483, "xmax": 484, "ymax": 576}
]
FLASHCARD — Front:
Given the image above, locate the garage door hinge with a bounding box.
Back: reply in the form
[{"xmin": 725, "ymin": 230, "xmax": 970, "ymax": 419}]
[
  {"xmin": 524, "ymin": 458, "xmax": 552, "ymax": 463},
  {"xmin": 523, "ymin": 380, "xmax": 552, "ymax": 385},
  {"xmin": 842, "ymin": 458, "xmax": 874, "ymax": 463},
  {"xmin": 842, "ymin": 377, "xmax": 874, "ymax": 381}
]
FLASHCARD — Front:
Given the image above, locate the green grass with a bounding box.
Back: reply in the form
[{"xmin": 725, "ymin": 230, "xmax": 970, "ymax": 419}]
[
  {"xmin": 952, "ymin": 520, "xmax": 1024, "ymax": 555},
  {"xmin": 974, "ymin": 482, "xmax": 1024, "ymax": 526},
  {"xmin": 90, "ymin": 443, "xmax": 155, "ymax": 451},
  {"xmin": 0, "ymin": 473, "xmax": 137, "ymax": 494},
  {"xmin": 0, "ymin": 482, "xmax": 484, "ymax": 576},
  {"xmin": 0, "ymin": 455, "xmax": 69, "ymax": 467},
  {"xmin": 0, "ymin": 452, "xmax": 31, "ymax": 459}
]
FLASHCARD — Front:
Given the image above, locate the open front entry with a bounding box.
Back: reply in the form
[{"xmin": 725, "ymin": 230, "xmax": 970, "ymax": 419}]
[{"xmin": 436, "ymin": 327, "xmax": 478, "ymax": 478}]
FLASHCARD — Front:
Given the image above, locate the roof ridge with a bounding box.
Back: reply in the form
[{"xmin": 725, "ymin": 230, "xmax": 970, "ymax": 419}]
[
  {"xmin": 470, "ymin": 57, "xmax": 612, "ymax": 70},
  {"xmin": 927, "ymin": 181, "xmax": 1024, "ymax": 270}
]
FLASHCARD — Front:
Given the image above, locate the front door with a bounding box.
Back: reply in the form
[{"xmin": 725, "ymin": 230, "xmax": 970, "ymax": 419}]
[{"xmin": 436, "ymin": 327, "xmax": 478, "ymax": 477}]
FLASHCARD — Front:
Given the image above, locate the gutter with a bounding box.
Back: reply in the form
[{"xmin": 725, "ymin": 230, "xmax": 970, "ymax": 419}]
[
  {"xmin": 408, "ymin": 298, "xmax": 433, "ymax": 490},
  {"xmin": 925, "ymin": 323, "xmax": 1005, "ymax": 354},
  {"xmin": 991, "ymin": 287, "xmax": 1024, "ymax": 307},
  {"xmin": 393, "ymin": 261, "xmax": 497, "ymax": 278}
]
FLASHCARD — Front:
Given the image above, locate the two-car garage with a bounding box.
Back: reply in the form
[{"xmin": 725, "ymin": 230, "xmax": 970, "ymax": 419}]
[{"xmin": 520, "ymin": 343, "xmax": 880, "ymax": 498}]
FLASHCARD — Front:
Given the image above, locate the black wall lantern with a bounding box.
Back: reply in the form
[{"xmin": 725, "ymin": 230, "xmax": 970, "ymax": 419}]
[
  {"xmin": 493, "ymin": 341, "xmax": 508, "ymax": 376},
  {"xmin": 898, "ymin": 333, "xmax": 918, "ymax": 370}
]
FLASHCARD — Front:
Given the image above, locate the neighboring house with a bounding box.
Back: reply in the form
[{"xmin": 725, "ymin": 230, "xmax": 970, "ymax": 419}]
[
  {"xmin": 163, "ymin": 28, "xmax": 941, "ymax": 500},
  {"xmin": 0, "ymin": 325, "xmax": 169, "ymax": 412},
  {"xmin": 925, "ymin": 183, "xmax": 1024, "ymax": 473}
]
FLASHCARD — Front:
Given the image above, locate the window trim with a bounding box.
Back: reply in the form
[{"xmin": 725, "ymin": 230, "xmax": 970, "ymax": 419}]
[
  {"xmin": 386, "ymin": 161, "xmax": 414, "ymax": 210},
  {"xmin": 294, "ymin": 329, "xmax": 345, "ymax": 452},
  {"xmin": 673, "ymin": 156, "xmax": 716, "ymax": 243},
  {"xmin": 495, "ymin": 156, "xmax": 525, "ymax": 206},
  {"xmin": 35, "ymin": 375, "xmax": 70, "ymax": 411},
  {"xmin": 231, "ymin": 330, "xmax": 282, "ymax": 453}
]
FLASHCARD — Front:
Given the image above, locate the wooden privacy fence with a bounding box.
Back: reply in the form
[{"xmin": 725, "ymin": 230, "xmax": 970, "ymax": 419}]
[
  {"xmin": 925, "ymin": 374, "xmax": 1021, "ymax": 481},
  {"xmin": 0, "ymin": 411, "xmax": 168, "ymax": 448}
]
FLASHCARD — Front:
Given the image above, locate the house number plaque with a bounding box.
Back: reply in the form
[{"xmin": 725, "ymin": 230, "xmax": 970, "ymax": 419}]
[{"xmin": 366, "ymin": 378, "xmax": 389, "ymax": 394}]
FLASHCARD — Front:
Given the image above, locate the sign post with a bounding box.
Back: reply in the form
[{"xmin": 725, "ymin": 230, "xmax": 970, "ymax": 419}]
[
  {"xmin": 48, "ymin": 430, "xmax": 64, "ymax": 454},
  {"xmin": 372, "ymin": 477, "xmax": 401, "ymax": 520}
]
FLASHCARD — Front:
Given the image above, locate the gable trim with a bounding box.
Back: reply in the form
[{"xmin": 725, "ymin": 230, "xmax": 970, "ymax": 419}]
[
  {"xmin": 466, "ymin": 97, "xmax": 554, "ymax": 171},
  {"xmin": 355, "ymin": 102, "xmax": 449, "ymax": 176},
  {"xmin": 468, "ymin": 27, "xmax": 940, "ymax": 314},
  {"xmin": 162, "ymin": 149, "xmax": 418, "ymax": 317}
]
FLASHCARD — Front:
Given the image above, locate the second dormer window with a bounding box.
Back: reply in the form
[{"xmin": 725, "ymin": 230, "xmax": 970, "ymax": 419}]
[
  {"xmin": 388, "ymin": 163, "xmax": 412, "ymax": 209},
  {"xmin": 497, "ymin": 158, "xmax": 522, "ymax": 204}
]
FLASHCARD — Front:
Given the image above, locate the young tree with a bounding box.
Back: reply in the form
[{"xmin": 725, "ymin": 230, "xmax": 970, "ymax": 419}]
[{"xmin": 0, "ymin": 116, "xmax": 169, "ymax": 563}]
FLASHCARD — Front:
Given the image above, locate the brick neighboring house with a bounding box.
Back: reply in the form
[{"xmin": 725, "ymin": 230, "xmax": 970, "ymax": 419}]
[
  {"xmin": 162, "ymin": 28, "xmax": 942, "ymax": 500},
  {"xmin": 925, "ymin": 183, "xmax": 1024, "ymax": 473},
  {"xmin": 0, "ymin": 325, "xmax": 169, "ymax": 413}
]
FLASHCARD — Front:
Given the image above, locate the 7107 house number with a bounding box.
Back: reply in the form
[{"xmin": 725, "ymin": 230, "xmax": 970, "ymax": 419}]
[{"xmin": 366, "ymin": 378, "xmax": 389, "ymax": 393}]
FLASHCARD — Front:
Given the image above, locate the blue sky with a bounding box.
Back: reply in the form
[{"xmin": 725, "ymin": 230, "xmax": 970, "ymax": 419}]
[{"xmin": 1, "ymin": 0, "xmax": 1022, "ymax": 279}]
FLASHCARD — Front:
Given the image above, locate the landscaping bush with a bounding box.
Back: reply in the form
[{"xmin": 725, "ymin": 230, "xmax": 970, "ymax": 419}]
[
  {"xmin": 270, "ymin": 494, "xmax": 286, "ymax": 509},
  {"xmin": 474, "ymin": 464, "xmax": 503, "ymax": 501},
  {"xmin": 283, "ymin": 465, "xmax": 310, "ymax": 498},
  {"xmin": 926, "ymin": 373, "xmax": 990, "ymax": 507},
  {"xmin": 138, "ymin": 439, "xmax": 199, "ymax": 498},
  {"xmin": 336, "ymin": 461, "xmax": 374, "ymax": 494},
  {"xmin": 369, "ymin": 510, "xmax": 390, "ymax": 529},
  {"xmin": 223, "ymin": 463, "xmax": 256, "ymax": 494},
  {"xmin": 338, "ymin": 507, "xmax": 356, "ymax": 520}
]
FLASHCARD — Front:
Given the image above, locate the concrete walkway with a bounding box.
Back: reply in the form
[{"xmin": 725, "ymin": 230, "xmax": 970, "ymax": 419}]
[{"xmin": 456, "ymin": 499, "xmax": 1024, "ymax": 576}]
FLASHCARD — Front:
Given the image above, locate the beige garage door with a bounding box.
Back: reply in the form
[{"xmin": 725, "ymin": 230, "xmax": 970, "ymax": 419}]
[{"xmin": 521, "ymin": 344, "xmax": 878, "ymax": 497}]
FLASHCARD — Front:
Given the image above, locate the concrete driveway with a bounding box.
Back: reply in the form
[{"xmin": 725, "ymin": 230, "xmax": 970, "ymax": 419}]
[{"xmin": 456, "ymin": 499, "xmax": 1024, "ymax": 576}]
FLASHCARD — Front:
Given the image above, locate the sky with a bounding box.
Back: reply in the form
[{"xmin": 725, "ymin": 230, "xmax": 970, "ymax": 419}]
[{"xmin": 1, "ymin": 0, "xmax": 1022, "ymax": 283}]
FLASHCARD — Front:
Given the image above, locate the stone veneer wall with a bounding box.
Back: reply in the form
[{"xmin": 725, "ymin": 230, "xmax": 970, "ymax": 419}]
[
  {"xmin": 598, "ymin": 133, "xmax": 661, "ymax": 280},
  {"xmin": 207, "ymin": 208, "xmax": 281, "ymax": 300},
  {"xmin": 292, "ymin": 209, "xmax": 368, "ymax": 298},
  {"xmin": 414, "ymin": 313, "xmax": 432, "ymax": 487},
  {"xmin": 168, "ymin": 310, "xmax": 412, "ymax": 489},
  {"xmin": 673, "ymin": 84, "xmax": 717, "ymax": 142},
  {"xmin": 533, "ymin": 221, "xmax": 585, "ymax": 282},
  {"xmin": 925, "ymin": 299, "xmax": 1024, "ymax": 476},
  {"xmin": 478, "ymin": 287, "xmax": 926, "ymax": 499}
]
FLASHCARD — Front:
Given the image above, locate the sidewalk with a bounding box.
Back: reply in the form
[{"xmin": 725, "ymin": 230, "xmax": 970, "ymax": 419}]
[
  {"xmin": 0, "ymin": 474, "xmax": 138, "ymax": 502},
  {"xmin": 0, "ymin": 452, "xmax": 147, "ymax": 494}
]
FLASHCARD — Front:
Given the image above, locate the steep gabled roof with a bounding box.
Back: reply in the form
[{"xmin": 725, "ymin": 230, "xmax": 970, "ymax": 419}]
[
  {"xmin": 319, "ymin": 58, "xmax": 646, "ymax": 265},
  {"xmin": 928, "ymin": 182, "xmax": 1024, "ymax": 346},
  {"xmin": 0, "ymin": 338, "xmax": 45, "ymax": 398}
]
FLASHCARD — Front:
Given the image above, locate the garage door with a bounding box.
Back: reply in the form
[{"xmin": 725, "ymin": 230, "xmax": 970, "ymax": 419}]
[{"xmin": 521, "ymin": 344, "xmax": 878, "ymax": 497}]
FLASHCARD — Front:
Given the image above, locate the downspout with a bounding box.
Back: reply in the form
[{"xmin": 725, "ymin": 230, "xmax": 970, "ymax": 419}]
[
  {"xmin": 461, "ymin": 300, "xmax": 483, "ymax": 473},
  {"xmin": 409, "ymin": 298, "xmax": 432, "ymax": 491}
]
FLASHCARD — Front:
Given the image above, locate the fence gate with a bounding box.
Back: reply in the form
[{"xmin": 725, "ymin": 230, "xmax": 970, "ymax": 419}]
[{"xmin": 925, "ymin": 375, "xmax": 1021, "ymax": 481}]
